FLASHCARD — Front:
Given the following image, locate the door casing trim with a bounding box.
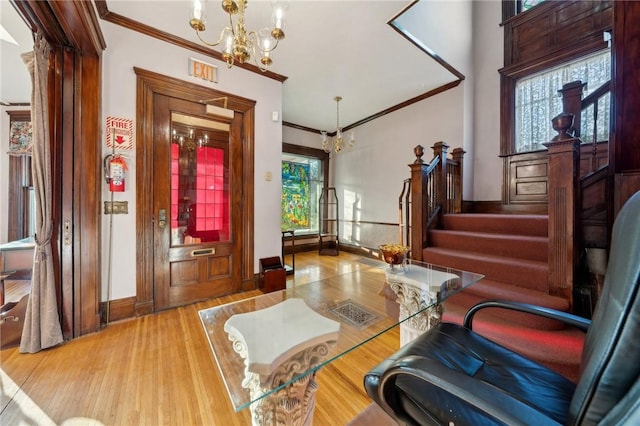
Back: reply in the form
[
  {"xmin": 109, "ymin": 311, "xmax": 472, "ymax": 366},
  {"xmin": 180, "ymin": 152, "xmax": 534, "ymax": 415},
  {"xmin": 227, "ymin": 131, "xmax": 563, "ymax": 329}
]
[{"xmin": 134, "ymin": 67, "xmax": 256, "ymax": 315}]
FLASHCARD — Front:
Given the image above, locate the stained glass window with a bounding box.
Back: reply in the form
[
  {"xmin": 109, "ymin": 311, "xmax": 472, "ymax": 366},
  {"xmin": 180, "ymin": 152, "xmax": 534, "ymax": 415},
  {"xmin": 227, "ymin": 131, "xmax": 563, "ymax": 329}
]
[
  {"xmin": 281, "ymin": 155, "xmax": 323, "ymax": 233},
  {"xmin": 8, "ymin": 120, "xmax": 32, "ymax": 155},
  {"xmin": 515, "ymin": 50, "xmax": 611, "ymax": 153},
  {"xmin": 521, "ymin": 0, "xmax": 545, "ymax": 12}
]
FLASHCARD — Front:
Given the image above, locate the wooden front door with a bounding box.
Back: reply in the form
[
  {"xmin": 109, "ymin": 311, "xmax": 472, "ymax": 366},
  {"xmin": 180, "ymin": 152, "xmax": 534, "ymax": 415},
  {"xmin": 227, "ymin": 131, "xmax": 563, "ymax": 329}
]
[{"xmin": 153, "ymin": 95, "xmax": 242, "ymax": 310}]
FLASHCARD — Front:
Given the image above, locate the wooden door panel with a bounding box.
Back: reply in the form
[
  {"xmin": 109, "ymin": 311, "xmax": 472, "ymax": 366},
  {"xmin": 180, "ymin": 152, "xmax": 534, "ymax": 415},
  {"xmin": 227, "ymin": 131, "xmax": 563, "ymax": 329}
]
[
  {"xmin": 170, "ymin": 260, "xmax": 199, "ymax": 286},
  {"xmin": 153, "ymin": 95, "xmax": 241, "ymax": 310},
  {"xmin": 169, "ymin": 256, "xmax": 232, "ymax": 285},
  {"xmin": 207, "ymin": 255, "xmax": 231, "ymax": 277}
]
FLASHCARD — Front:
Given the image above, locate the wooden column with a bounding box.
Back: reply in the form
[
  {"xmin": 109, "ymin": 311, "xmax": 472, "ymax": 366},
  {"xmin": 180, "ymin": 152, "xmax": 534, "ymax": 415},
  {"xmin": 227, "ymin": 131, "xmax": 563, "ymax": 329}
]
[
  {"xmin": 544, "ymin": 113, "xmax": 581, "ymax": 303},
  {"xmin": 409, "ymin": 145, "xmax": 427, "ymax": 261}
]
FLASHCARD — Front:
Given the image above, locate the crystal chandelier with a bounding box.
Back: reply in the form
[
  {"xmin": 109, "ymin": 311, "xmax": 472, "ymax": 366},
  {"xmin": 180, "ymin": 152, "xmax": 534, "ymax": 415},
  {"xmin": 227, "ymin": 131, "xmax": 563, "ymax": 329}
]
[
  {"xmin": 322, "ymin": 96, "xmax": 356, "ymax": 154},
  {"xmin": 173, "ymin": 128, "xmax": 208, "ymax": 151},
  {"xmin": 189, "ymin": 0, "xmax": 288, "ymax": 71}
]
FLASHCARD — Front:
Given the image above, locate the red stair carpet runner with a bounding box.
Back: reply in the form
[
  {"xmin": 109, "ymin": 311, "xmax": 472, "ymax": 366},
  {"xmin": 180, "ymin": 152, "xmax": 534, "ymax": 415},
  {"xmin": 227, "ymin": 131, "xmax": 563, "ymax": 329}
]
[{"xmin": 423, "ymin": 214, "xmax": 585, "ymax": 382}]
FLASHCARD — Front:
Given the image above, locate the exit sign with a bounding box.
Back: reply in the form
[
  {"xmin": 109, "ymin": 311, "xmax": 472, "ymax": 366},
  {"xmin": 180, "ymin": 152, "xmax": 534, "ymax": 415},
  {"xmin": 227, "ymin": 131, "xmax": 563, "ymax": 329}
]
[{"xmin": 189, "ymin": 58, "xmax": 218, "ymax": 83}]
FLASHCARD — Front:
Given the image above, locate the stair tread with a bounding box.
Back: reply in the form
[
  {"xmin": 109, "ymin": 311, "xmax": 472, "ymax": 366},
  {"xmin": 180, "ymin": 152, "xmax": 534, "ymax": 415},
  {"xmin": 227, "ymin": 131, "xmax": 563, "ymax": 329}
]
[
  {"xmin": 429, "ymin": 229, "xmax": 548, "ymax": 261},
  {"xmin": 458, "ymin": 279, "xmax": 568, "ymax": 308},
  {"xmin": 431, "ymin": 229, "xmax": 548, "ymax": 242},
  {"xmin": 424, "ymin": 247, "xmax": 548, "ymax": 268},
  {"xmin": 442, "ymin": 213, "xmax": 549, "ymax": 237},
  {"xmin": 445, "ymin": 213, "xmax": 548, "ymax": 219},
  {"xmin": 424, "ymin": 248, "xmax": 548, "ymax": 292},
  {"xmin": 443, "ymin": 282, "xmax": 569, "ymax": 331}
]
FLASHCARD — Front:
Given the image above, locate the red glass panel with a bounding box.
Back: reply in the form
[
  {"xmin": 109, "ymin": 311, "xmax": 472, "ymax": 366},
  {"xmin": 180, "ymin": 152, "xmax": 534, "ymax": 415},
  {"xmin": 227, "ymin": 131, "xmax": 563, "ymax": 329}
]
[{"xmin": 170, "ymin": 122, "xmax": 230, "ymax": 246}]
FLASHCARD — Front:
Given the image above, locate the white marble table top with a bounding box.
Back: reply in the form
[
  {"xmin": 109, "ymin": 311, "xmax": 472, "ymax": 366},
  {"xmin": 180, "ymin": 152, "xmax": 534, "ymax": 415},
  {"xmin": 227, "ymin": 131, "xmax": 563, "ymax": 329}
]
[{"xmin": 224, "ymin": 298, "xmax": 341, "ymax": 376}]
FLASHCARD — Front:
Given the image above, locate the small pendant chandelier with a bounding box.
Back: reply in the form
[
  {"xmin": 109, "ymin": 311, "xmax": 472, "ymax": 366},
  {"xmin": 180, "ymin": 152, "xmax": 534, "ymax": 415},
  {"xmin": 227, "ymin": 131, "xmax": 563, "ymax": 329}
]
[
  {"xmin": 322, "ymin": 96, "xmax": 356, "ymax": 154},
  {"xmin": 189, "ymin": 0, "xmax": 289, "ymax": 72}
]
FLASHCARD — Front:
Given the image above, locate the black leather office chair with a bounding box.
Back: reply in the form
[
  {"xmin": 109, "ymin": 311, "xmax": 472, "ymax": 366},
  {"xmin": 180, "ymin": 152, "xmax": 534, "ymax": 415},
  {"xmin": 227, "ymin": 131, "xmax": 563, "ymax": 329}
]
[{"xmin": 364, "ymin": 190, "xmax": 640, "ymax": 426}]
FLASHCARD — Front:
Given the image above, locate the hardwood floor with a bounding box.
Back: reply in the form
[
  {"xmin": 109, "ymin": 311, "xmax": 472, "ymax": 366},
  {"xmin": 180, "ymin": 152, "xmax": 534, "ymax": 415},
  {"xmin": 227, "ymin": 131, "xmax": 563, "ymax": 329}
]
[{"xmin": 0, "ymin": 251, "xmax": 398, "ymax": 425}]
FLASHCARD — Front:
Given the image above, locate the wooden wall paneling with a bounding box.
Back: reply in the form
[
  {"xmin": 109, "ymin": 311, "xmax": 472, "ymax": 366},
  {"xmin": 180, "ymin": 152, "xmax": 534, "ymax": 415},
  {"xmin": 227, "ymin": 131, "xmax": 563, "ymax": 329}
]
[
  {"xmin": 500, "ymin": 1, "xmax": 613, "ymax": 205},
  {"xmin": 579, "ymin": 141, "xmax": 608, "ymax": 176},
  {"xmin": 614, "ymin": 173, "xmax": 640, "ymax": 214},
  {"xmin": 241, "ymin": 108, "xmax": 255, "ymax": 291},
  {"xmin": 609, "ymin": 1, "xmax": 640, "ymax": 222},
  {"xmin": 507, "ymin": 152, "xmax": 549, "ymax": 203},
  {"xmin": 12, "ymin": 0, "xmax": 105, "ymax": 337},
  {"xmin": 612, "ymin": 1, "xmax": 640, "ymax": 175},
  {"xmin": 581, "ymin": 167, "xmax": 609, "ymax": 248},
  {"xmin": 46, "ymin": 47, "xmax": 66, "ymax": 337},
  {"xmin": 133, "ymin": 73, "xmax": 155, "ymax": 316},
  {"xmin": 503, "ymin": 1, "xmax": 612, "ymax": 71},
  {"xmin": 60, "ymin": 49, "xmax": 76, "ymax": 336},
  {"xmin": 74, "ymin": 53, "xmax": 102, "ymax": 335}
]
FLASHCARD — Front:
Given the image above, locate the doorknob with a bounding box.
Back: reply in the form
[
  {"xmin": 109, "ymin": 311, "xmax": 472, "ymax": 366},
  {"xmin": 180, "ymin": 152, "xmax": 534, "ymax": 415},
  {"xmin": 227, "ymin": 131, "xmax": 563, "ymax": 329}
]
[{"xmin": 158, "ymin": 208, "xmax": 167, "ymax": 229}]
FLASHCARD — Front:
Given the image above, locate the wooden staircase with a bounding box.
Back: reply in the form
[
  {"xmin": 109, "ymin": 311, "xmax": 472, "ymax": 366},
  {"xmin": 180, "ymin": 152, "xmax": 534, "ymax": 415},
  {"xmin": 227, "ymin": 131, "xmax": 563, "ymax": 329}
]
[
  {"xmin": 405, "ymin": 100, "xmax": 610, "ymax": 382},
  {"xmin": 423, "ymin": 213, "xmax": 585, "ymax": 382}
]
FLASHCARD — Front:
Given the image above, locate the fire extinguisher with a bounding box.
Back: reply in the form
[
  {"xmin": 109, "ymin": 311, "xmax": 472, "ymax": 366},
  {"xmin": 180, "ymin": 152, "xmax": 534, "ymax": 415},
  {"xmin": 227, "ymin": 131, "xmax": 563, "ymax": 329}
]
[{"xmin": 104, "ymin": 154, "xmax": 127, "ymax": 192}]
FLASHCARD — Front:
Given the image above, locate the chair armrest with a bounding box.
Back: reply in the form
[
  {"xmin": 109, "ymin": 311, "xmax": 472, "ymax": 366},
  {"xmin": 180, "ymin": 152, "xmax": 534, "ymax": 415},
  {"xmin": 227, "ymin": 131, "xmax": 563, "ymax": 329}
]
[
  {"xmin": 379, "ymin": 355, "xmax": 563, "ymax": 426},
  {"xmin": 463, "ymin": 299, "xmax": 591, "ymax": 332}
]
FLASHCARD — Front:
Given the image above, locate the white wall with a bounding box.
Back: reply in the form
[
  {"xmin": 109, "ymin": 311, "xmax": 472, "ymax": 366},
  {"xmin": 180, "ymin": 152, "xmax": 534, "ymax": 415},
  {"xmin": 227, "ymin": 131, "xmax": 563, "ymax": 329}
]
[
  {"xmin": 472, "ymin": 0, "xmax": 504, "ymax": 201},
  {"xmin": 100, "ymin": 21, "xmax": 283, "ymax": 301},
  {"xmin": 0, "ymin": 105, "xmax": 30, "ymax": 244}
]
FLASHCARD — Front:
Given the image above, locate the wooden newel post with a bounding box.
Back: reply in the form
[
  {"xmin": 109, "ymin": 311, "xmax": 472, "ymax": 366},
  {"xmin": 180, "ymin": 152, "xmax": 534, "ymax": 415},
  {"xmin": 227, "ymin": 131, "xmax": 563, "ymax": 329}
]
[
  {"xmin": 409, "ymin": 145, "xmax": 426, "ymax": 261},
  {"xmin": 451, "ymin": 148, "xmax": 465, "ymax": 213},
  {"xmin": 557, "ymin": 81, "xmax": 586, "ymax": 137},
  {"xmin": 432, "ymin": 141, "xmax": 449, "ymax": 214},
  {"xmin": 544, "ymin": 113, "xmax": 581, "ymax": 304}
]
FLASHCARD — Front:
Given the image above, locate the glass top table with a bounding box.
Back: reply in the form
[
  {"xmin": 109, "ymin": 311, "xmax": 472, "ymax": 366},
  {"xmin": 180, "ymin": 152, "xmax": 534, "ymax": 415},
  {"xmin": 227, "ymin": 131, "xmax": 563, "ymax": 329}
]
[{"xmin": 199, "ymin": 258, "xmax": 483, "ymax": 420}]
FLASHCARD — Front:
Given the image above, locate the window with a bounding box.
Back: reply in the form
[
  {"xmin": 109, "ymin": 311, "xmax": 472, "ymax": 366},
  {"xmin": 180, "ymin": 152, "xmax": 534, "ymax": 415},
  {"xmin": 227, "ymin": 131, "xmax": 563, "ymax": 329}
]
[
  {"xmin": 7, "ymin": 110, "xmax": 34, "ymax": 241},
  {"xmin": 520, "ymin": 0, "xmax": 545, "ymax": 13},
  {"xmin": 281, "ymin": 144, "xmax": 329, "ymax": 234},
  {"xmin": 515, "ymin": 50, "xmax": 611, "ymax": 153},
  {"xmin": 170, "ymin": 120, "xmax": 230, "ymax": 245},
  {"xmin": 503, "ymin": 0, "xmax": 546, "ymax": 20},
  {"xmin": 282, "ymin": 155, "xmax": 322, "ymax": 233}
]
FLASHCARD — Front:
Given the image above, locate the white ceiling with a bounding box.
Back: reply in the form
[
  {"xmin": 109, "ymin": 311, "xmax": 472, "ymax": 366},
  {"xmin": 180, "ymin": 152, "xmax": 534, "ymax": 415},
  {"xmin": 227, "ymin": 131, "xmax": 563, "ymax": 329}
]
[
  {"xmin": 0, "ymin": 0, "xmax": 34, "ymax": 105},
  {"xmin": 1, "ymin": 0, "xmax": 472, "ymax": 132}
]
